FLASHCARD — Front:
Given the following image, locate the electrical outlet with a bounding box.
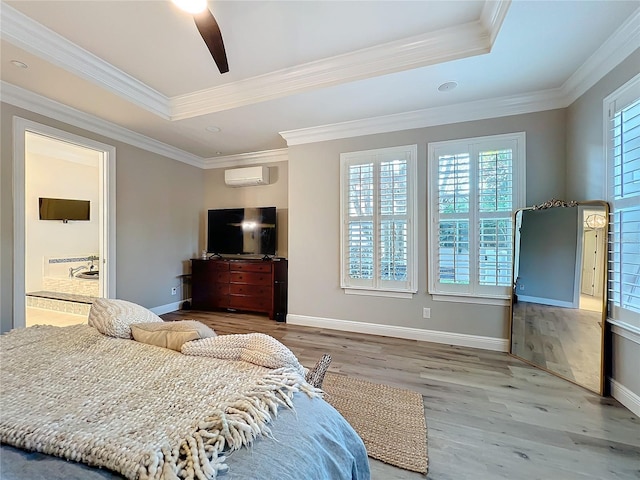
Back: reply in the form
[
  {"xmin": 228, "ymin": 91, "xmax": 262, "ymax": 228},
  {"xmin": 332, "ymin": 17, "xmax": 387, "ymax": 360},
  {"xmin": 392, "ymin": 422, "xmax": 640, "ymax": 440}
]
[
  {"xmin": 519, "ymin": 284, "xmax": 525, "ymax": 291},
  {"xmin": 171, "ymin": 287, "xmax": 178, "ymax": 296},
  {"xmin": 423, "ymin": 308, "xmax": 431, "ymax": 319}
]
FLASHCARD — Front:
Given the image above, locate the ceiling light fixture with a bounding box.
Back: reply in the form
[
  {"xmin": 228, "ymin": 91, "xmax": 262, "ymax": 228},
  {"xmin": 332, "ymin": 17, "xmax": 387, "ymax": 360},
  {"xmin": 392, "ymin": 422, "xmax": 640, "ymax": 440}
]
[
  {"xmin": 205, "ymin": 126, "xmax": 221, "ymax": 133},
  {"xmin": 10, "ymin": 60, "xmax": 28, "ymax": 69},
  {"xmin": 438, "ymin": 81, "xmax": 458, "ymax": 92},
  {"xmin": 171, "ymin": 0, "xmax": 207, "ymax": 14}
]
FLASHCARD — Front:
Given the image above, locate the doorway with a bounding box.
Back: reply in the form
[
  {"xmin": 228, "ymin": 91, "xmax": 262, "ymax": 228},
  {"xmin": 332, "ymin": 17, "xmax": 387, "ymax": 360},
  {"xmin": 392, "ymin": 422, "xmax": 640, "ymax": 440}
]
[
  {"xmin": 13, "ymin": 118, "xmax": 116, "ymax": 329},
  {"xmin": 579, "ymin": 209, "xmax": 607, "ymax": 312}
]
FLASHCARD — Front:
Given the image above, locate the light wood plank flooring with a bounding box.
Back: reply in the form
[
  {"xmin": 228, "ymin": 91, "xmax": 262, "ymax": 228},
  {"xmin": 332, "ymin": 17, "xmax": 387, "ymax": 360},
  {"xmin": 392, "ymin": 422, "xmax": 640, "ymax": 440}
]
[
  {"xmin": 163, "ymin": 310, "xmax": 640, "ymax": 480},
  {"xmin": 511, "ymin": 301, "xmax": 603, "ymax": 392}
]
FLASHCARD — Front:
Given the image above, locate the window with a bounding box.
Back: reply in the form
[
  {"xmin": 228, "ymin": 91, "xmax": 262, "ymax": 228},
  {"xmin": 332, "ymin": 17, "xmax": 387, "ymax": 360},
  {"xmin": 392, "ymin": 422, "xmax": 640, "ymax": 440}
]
[
  {"xmin": 340, "ymin": 145, "xmax": 417, "ymax": 297},
  {"xmin": 428, "ymin": 133, "xmax": 525, "ymax": 302},
  {"xmin": 606, "ymin": 75, "xmax": 640, "ymax": 327}
]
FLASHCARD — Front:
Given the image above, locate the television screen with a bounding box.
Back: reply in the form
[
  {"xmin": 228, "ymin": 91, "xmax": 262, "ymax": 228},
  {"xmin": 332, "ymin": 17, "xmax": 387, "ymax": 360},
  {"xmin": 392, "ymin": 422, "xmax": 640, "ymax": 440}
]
[
  {"xmin": 39, "ymin": 197, "xmax": 90, "ymax": 222},
  {"xmin": 207, "ymin": 207, "xmax": 277, "ymax": 256}
]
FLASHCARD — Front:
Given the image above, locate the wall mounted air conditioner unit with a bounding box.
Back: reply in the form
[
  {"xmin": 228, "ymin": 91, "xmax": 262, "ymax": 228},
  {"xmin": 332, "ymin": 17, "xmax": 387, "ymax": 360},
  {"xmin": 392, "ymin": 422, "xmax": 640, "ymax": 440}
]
[{"xmin": 224, "ymin": 166, "xmax": 270, "ymax": 187}]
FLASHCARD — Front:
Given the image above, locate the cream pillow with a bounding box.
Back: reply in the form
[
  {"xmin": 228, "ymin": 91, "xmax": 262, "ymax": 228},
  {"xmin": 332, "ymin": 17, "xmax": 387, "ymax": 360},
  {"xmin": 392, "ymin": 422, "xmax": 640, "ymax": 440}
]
[
  {"xmin": 88, "ymin": 298, "xmax": 162, "ymax": 338},
  {"xmin": 130, "ymin": 320, "xmax": 217, "ymax": 351}
]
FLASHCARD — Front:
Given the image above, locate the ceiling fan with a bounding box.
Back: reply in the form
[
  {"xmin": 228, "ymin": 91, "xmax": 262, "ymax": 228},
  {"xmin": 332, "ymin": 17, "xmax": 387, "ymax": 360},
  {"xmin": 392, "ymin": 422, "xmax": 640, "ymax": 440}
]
[{"xmin": 172, "ymin": 0, "xmax": 229, "ymax": 74}]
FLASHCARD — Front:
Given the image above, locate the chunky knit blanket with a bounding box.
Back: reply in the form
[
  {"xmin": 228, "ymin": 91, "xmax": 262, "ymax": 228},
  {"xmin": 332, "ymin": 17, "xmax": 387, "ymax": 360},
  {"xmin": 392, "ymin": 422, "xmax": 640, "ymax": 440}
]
[{"xmin": 0, "ymin": 325, "xmax": 317, "ymax": 480}]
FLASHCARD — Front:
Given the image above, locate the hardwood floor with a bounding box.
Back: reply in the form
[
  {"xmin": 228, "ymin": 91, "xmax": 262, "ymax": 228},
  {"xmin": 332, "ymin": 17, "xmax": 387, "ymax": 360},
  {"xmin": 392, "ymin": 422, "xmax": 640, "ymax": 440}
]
[
  {"xmin": 162, "ymin": 310, "xmax": 640, "ymax": 480},
  {"xmin": 511, "ymin": 301, "xmax": 603, "ymax": 392}
]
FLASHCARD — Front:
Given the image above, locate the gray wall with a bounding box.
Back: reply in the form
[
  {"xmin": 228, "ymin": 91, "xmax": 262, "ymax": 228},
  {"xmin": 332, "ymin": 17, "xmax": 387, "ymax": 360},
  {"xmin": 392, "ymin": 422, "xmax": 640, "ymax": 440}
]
[
  {"xmin": 288, "ymin": 109, "xmax": 566, "ymax": 340},
  {"xmin": 518, "ymin": 208, "xmax": 578, "ymax": 303},
  {"xmin": 203, "ymin": 162, "xmax": 289, "ymax": 257},
  {"xmin": 567, "ymin": 48, "xmax": 640, "ymax": 201},
  {"xmin": 566, "ymin": 49, "xmax": 640, "ymax": 400},
  {"xmin": 1, "ymin": 103, "xmax": 204, "ymax": 333}
]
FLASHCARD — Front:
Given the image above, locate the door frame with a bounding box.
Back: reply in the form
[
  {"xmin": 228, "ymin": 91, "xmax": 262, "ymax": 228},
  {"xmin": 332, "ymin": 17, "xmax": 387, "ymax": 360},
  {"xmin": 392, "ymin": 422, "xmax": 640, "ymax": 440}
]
[{"xmin": 12, "ymin": 117, "xmax": 116, "ymax": 328}]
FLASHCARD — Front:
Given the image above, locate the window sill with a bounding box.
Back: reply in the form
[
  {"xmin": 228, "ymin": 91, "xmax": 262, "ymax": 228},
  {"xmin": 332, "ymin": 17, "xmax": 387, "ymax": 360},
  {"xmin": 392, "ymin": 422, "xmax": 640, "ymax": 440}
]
[
  {"xmin": 343, "ymin": 288, "xmax": 415, "ymax": 299},
  {"xmin": 431, "ymin": 293, "xmax": 510, "ymax": 306}
]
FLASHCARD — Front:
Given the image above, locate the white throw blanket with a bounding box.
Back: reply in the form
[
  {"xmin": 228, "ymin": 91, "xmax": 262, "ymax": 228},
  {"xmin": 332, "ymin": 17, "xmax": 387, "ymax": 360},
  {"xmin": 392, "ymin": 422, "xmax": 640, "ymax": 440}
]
[
  {"xmin": 0, "ymin": 325, "xmax": 317, "ymax": 480},
  {"xmin": 182, "ymin": 333, "xmax": 306, "ymax": 377}
]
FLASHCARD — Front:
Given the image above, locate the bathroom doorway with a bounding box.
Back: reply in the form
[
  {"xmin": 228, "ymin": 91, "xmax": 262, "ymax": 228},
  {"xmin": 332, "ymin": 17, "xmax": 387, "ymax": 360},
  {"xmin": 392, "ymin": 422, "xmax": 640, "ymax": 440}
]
[{"xmin": 13, "ymin": 118, "xmax": 116, "ymax": 329}]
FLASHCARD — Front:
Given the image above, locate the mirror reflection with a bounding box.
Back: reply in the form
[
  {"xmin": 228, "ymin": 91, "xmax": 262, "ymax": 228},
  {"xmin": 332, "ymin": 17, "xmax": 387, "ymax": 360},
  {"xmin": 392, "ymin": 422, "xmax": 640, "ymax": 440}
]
[{"xmin": 510, "ymin": 200, "xmax": 608, "ymax": 394}]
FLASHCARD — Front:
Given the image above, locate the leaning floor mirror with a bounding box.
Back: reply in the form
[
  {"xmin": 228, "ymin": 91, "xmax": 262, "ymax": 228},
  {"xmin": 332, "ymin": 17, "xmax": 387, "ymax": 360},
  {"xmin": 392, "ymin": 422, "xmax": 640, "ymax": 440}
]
[{"xmin": 510, "ymin": 199, "xmax": 609, "ymax": 395}]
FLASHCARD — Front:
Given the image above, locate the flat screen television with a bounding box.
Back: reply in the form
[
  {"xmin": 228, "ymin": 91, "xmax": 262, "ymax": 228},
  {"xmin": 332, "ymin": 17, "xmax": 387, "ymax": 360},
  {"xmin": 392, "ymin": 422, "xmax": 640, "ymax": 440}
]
[
  {"xmin": 39, "ymin": 197, "xmax": 90, "ymax": 222},
  {"xmin": 207, "ymin": 207, "xmax": 277, "ymax": 256}
]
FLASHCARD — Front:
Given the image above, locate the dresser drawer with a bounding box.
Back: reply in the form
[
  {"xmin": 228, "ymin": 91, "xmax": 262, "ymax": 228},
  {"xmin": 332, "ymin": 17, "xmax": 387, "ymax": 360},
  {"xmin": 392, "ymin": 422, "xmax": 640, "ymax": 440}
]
[
  {"xmin": 210, "ymin": 271, "xmax": 230, "ymax": 283},
  {"xmin": 230, "ymin": 262, "xmax": 273, "ymax": 273},
  {"xmin": 229, "ymin": 283, "xmax": 272, "ymax": 297},
  {"xmin": 230, "ymin": 271, "xmax": 271, "ymax": 285},
  {"xmin": 229, "ymin": 295, "xmax": 272, "ymax": 311},
  {"xmin": 207, "ymin": 261, "xmax": 230, "ymax": 272},
  {"xmin": 192, "ymin": 283, "xmax": 229, "ymax": 309}
]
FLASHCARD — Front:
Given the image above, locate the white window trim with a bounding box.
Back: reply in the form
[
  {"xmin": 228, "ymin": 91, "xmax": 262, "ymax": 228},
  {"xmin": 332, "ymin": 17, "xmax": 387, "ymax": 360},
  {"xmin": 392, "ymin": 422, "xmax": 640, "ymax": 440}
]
[
  {"xmin": 340, "ymin": 144, "xmax": 418, "ymax": 298},
  {"xmin": 427, "ymin": 132, "xmax": 526, "ymax": 302},
  {"xmin": 604, "ymin": 72, "xmax": 640, "ymax": 331}
]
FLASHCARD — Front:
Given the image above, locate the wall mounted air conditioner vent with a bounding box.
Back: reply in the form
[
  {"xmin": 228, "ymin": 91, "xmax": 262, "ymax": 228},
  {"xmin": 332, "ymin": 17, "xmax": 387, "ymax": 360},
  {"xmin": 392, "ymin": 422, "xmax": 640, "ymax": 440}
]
[{"xmin": 224, "ymin": 166, "xmax": 270, "ymax": 187}]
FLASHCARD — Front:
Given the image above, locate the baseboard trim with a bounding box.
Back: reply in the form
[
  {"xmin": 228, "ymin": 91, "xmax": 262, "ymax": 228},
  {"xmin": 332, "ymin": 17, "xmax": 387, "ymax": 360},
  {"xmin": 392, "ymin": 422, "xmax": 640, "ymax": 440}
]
[
  {"xmin": 150, "ymin": 299, "xmax": 189, "ymax": 316},
  {"xmin": 287, "ymin": 314, "xmax": 509, "ymax": 352},
  {"xmin": 517, "ymin": 295, "xmax": 575, "ymax": 308},
  {"xmin": 609, "ymin": 378, "xmax": 640, "ymax": 417}
]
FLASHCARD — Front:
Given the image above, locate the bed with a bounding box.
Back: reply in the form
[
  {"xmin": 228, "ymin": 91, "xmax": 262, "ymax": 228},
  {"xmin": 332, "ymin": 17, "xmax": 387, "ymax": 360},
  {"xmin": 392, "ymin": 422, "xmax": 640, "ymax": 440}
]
[{"xmin": 0, "ymin": 300, "xmax": 369, "ymax": 480}]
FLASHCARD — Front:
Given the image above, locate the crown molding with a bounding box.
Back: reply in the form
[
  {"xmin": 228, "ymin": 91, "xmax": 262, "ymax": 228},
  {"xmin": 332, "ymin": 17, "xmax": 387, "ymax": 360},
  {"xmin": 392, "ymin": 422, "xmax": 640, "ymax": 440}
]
[
  {"xmin": 481, "ymin": 0, "xmax": 511, "ymax": 45},
  {"xmin": 280, "ymin": 88, "xmax": 566, "ymax": 146},
  {"xmin": 1, "ymin": 3, "xmax": 170, "ymax": 119},
  {"xmin": 280, "ymin": 5, "xmax": 640, "ymax": 147},
  {"xmin": 562, "ymin": 7, "xmax": 640, "ymax": 105},
  {"xmin": 169, "ymin": 17, "xmax": 496, "ymax": 120},
  {"xmin": 202, "ymin": 148, "xmax": 288, "ymax": 169},
  {"xmin": 0, "ymin": 81, "xmax": 204, "ymax": 168},
  {"xmin": 2, "ymin": 0, "xmax": 509, "ymax": 122}
]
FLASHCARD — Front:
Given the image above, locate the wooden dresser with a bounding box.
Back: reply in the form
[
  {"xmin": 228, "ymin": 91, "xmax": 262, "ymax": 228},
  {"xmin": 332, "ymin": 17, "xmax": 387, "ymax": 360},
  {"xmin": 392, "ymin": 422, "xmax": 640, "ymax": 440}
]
[{"xmin": 190, "ymin": 258, "xmax": 287, "ymax": 321}]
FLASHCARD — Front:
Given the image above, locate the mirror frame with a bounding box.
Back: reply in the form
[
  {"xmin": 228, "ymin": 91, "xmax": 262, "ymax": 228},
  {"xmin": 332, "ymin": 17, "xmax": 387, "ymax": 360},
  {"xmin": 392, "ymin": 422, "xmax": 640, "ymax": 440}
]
[{"xmin": 508, "ymin": 199, "xmax": 609, "ymax": 395}]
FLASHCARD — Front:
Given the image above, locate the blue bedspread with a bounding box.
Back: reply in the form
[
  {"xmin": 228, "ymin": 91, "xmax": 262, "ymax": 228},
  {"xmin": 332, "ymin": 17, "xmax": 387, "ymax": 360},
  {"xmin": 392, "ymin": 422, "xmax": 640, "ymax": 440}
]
[{"xmin": 0, "ymin": 392, "xmax": 370, "ymax": 480}]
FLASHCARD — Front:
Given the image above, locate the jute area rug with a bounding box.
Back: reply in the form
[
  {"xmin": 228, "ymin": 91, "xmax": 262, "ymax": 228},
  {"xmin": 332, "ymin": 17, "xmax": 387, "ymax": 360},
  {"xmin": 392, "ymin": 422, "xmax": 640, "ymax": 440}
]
[{"xmin": 322, "ymin": 372, "xmax": 428, "ymax": 474}]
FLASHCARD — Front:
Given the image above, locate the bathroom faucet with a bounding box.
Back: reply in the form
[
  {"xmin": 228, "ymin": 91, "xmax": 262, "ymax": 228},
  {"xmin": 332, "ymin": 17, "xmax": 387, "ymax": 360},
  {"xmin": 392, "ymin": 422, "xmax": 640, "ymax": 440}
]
[
  {"xmin": 69, "ymin": 265, "xmax": 88, "ymax": 277},
  {"xmin": 88, "ymin": 255, "xmax": 99, "ymax": 271}
]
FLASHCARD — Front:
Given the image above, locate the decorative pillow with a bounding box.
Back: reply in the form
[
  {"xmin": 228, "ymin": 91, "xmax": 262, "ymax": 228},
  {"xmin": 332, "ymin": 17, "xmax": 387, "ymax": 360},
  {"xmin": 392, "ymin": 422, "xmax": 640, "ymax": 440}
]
[
  {"xmin": 130, "ymin": 320, "xmax": 217, "ymax": 351},
  {"xmin": 88, "ymin": 298, "xmax": 162, "ymax": 338}
]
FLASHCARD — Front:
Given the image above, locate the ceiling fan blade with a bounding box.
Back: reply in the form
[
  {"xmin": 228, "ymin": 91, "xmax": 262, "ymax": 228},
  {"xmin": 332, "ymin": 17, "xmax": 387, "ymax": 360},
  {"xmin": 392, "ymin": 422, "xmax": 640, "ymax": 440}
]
[{"xmin": 193, "ymin": 9, "xmax": 229, "ymax": 74}]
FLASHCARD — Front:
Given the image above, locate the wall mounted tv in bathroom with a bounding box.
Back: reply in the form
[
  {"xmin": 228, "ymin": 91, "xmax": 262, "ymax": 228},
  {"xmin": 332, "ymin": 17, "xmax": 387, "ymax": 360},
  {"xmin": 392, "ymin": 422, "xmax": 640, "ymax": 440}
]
[
  {"xmin": 39, "ymin": 197, "xmax": 90, "ymax": 222},
  {"xmin": 207, "ymin": 207, "xmax": 276, "ymax": 256}
]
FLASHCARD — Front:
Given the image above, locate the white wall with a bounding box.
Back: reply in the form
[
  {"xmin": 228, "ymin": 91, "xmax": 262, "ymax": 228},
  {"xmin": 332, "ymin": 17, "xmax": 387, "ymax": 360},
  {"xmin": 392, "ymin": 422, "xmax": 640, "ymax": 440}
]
[{"xmin": 25, "ymin": 152, "xmax": 100, "ymax": 292}]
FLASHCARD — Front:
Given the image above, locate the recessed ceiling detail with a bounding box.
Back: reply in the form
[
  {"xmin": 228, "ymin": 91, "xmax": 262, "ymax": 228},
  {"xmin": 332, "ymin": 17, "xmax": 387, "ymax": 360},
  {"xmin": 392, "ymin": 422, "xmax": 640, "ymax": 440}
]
[
  {"xmin": 1, "ymin": 1, "xmax": 510, "ymax": 121},
  {"xmin": 1, "ymin": 0, "xmax": 638, "ymax": 162}
]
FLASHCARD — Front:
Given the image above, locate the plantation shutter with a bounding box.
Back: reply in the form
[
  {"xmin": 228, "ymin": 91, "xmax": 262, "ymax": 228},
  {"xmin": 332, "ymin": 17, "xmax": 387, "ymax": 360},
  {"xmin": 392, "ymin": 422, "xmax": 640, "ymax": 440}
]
[
  {"xmin": 608, "ymin": 93, "xmax": 640, "ymax": 324},
  {"xmin": 437, "ymin": 152, "xmax": 471, "ymax": 290},
  {"xmin": 477, "ymin": 147, "xmax": 515, "ymax": 289},
  {"xmin": 341, "ymin": 145, "xmax": 417, "ymax": 295},
  {"xmin": 429, "ymin": 133, "xmax": 524, "ymax": 300}
]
